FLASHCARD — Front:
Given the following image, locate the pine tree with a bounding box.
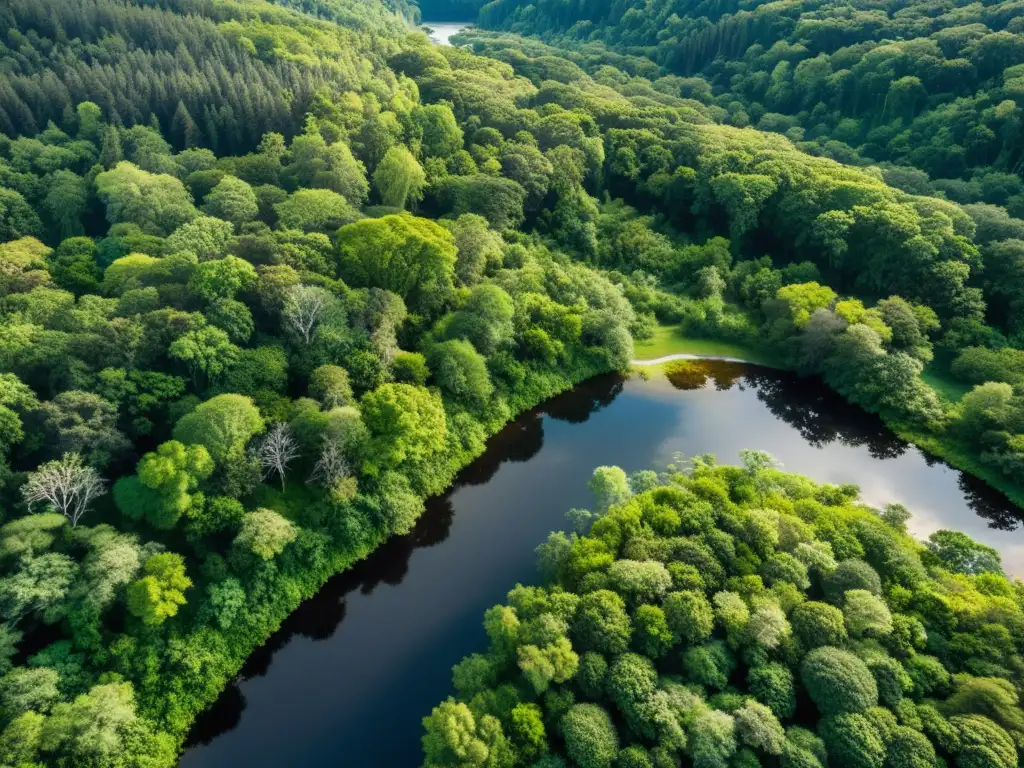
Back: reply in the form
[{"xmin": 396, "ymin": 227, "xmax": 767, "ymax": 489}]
[
  {"xmin": 170, "ymin": 100, "xmax": 198, "ymax": 149},
  {"xmin": 99, "ymin": 125, "xmax": 123, "ymax": 169}
]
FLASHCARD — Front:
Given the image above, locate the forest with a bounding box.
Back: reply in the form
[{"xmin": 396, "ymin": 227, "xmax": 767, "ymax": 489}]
[
  {"xmin": 0, "ymin": 0, "xmax": 1022, "ymax": 764},
  {"xmin": 422, "ymin": 456, "xmax": 1024, "ymax": 768}
]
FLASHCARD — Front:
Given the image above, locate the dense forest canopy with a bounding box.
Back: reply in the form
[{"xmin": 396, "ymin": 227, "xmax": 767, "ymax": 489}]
[
  {"xmin": 462, "ymin": 0, "xmax": 1024, "ymax": 206},
  {"xmin": 422, "ymin": 457, "xmax": 1024, "ymax": 768},
  {"xmin": 0, "ymin": 0, "xmax": 1023, "ymax": 764}
]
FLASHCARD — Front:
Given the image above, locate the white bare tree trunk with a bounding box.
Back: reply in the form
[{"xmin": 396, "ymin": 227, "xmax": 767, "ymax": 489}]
[
  {"xmin": 283, "ymin": 285, "xmax": 327, "ymax": 345},
  {"xmin": 21, "ymin": 453, "xmax": 106, "ymax": 527},
  {"xmin": 310, "ymin": 437, "xmax": 352, "ymax": 489},
  {"xmin": 254, "ymin": 423, "xmax": 301, "ymax": 490}
]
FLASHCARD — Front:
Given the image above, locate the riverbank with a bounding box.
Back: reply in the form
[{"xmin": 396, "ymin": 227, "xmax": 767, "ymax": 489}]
[
  {"xmin": 632, "ymin": 324, "xmax": 781, "ymax": 367},
  {"xmin": 167, "ymin": 356, "xmax": 614, "ymax": 760},
  {"xmin": 632, "ymin": 323, "xmax": 1024, "ymax": 510},
  {"xmin": 180, "ymin": 360, "xmax": 1024, "ymax": 766}
]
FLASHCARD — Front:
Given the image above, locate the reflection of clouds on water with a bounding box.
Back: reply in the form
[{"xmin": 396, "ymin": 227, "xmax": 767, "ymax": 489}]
[
  {"xmin": 640, "ymin": 363, "xmax": 1024, "ymax": 576},
  {"xmin": 184, "ymin": 365, "xmax": 1024, "ymax": 768}
]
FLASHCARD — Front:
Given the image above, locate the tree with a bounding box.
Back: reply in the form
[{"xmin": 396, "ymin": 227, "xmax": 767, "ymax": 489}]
[
  {"xmin": 818, "ymin": 713, "xmax": 886, "ymax": 768},
  {"xmin": 442, "ymin": 213, "xmax": 503, "ymax": 286},
  {"xmin": 253, "ymin": 423, "xmax": 300, "ymax": 490},
  {"xmin": 689, "ymin": 709, "xmax": 737, "ymax": 768},
  {"xmin": 518, "ymin": 637, "xmax": 578, "ymax": 693},
  {"xmin": 683, "ymin": 641, "xmax": 736, "ymax": 690},
  {"xmin": 0, "ymin": 553, "xmax": 77, "ymax": 626},
  {"xmin": 748, "ymin": 663, "xmax": 796, "ymax": 719},
  {"xmin": 360, "ymin": 384, "xmax": 447, "ymax": 472},
  {"xmin": 735, "ymin": 700, "xmax": 785, "ymax": 755},
  {"xmin": 0, "ymin": 667, "xmax": 60, "ymax": 722},
  {"xmin": 589, "ymin": 466, "xmax": 632, "ymax": 514},
  {"xmin": 571, "ymin": 590, "xmax": 632, "ymax": 655},
  {"xmin": 39, "ymin": 391, "xmax": 130, "ymax": 468},
  {"xmin": 188, "ymin": 256, "xmax": 257, "ymax": 302},
  {"xmin": 282, "ymin": 285, "xmax": 332, "ymax": 345},
  {"xmin": 126, "ymin": 552, "xmax": 191, "ymax": 625},
  {"xmin": 372, "ymin": 146, "xmax": 426, "ymax": 209},
  {"xmin": 427, "ymin": 340, "xmax": 493, "ymax": 409},
  {"xmin": 234, "ymin": 508, "xmax": 297, "ymax": 560},
  {"xmin": 47, "ymin": 237, "xmax": 102, "ymax": 295},
  {"xmin": 169, "ymin": 326, "xmax": 240, "ymax": 387},
  {"xmin": 509, "ymin": 703, "xmax": 546, "ymax": 764},
  {"xmin": 310, "ymin": 435, "xmax": 355, "ymax": 500},
  {"xmin": 166, "ymin": 215, "xmax": 234, "ymax": 261},
  {"xmin": 422, "ymin": 699, "xmax": 513, "ymax": 768},
  {"xmin": 125, "ymin": 440, "xmax": 214, "ymax": 528},
  {"xmin": 435, "ymin": 175, "xmax": 527, "ymax": 231},
  {"xmin": 336, "ymin": 215, "xmax": 457, "ymax": 315},
  {"xmin": 39, "ymin": 682, "xmax": 173, "ymax": 765},
  {"xmin": 202, "ymin": 175, "xmax": 258, "ymax": 225},
  {"xmin": 561, "ymin": 704, "xmax": 618, "ymax": 768},
  {"xmin": 926, "ymin": 530, "xmax": 1003, "ymax": 574},
  {"xmin": 0, "ymin": 189, "xmax": 43, "ymax": 241},
  {"xmin": 274, "ymin": 188, "xmax": 360, "ymax": 231},
  {"xmin": 824, "ymin": 560, "xmax": 881, "ymax": 603},
  {"xmin": 42, "ymin": 170, "xmax": 88, "ymax": 240},
  {"xmin": 791, "ymin": 601, "xmax": 847, "ymax": 649},
  {"xmin": 801, "ymin": 647, "xmax": 878, "ymax": 715},
  {"xmin": 94, "ymin": 162, "xmax": 197, "ymax": 236},
  {"xmin": 664, "ymin": 590, "xmax": 715, "ymax": 645},
  {"xmin": 309, "ymin": 365, "xmax": 353, "ymax": 408},
  {"xmin": 21, "ymin": 454, "xmax": 106, "ymax": 527},
  {"xmin": 414, "ymin": 104, "xmax": 464, "ymax": 159},
  {"xmin": 632, "ymin": 605, "xmax": 673, "ymax": 658},
  {"xmin": 439, "ymin": 284, "xmax": 515, "ymax": 355},
  {"xmin": 172, "ymin": 394, "xmax": 265, "ymax": 464},
  {"xmin": 842, "ymin": 590, "xmax": 892, "ymax": 637},
  {"xmin": 607, "ymin": 560, "xmax": 671, "ymax": 606}
]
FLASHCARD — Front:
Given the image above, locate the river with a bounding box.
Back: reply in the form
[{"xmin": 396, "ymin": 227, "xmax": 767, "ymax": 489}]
[
  {"xmin": 179, "ymin": 363, "xmax": 1023, "ymax": 767},
  {"xmin": 421, "ymin": 21, "xmax": 472, "ymax": 46}
]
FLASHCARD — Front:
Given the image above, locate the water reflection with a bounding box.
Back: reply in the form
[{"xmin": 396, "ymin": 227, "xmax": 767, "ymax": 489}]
[
  {"xmin": 180, "ymin": 364, "xmax": 1023, "ymax": 768},
  {"xmin": 183, "ymin": 374, "xmax": 626, "ymax": 756}
]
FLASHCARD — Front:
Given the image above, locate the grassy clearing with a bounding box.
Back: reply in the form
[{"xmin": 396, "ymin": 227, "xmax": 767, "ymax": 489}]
[
  {"xmin": 632, "ymin": 323, "xmax": 780, "ymax": 367},
  {"xmin": 922, "ymin": 365, "xmax": 971, "ymax": 404}
]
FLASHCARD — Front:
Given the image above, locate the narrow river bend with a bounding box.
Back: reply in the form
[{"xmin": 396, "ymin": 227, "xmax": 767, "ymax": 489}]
[{"xmin": 179, "ymin": 364, "xmax": 1023, "ymax": 767}]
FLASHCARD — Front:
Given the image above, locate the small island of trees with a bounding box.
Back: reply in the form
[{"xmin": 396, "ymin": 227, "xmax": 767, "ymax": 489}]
[{"xmin": 422, "ymin": 454, "xmax": 1024, "ymax": 768}]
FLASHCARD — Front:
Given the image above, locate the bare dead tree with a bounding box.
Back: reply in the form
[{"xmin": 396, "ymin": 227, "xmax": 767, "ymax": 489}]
[
  {"xmin": 254, "ymin": 423, "xmax": 300, "ymax": 490},
  {"xmin": 283, "ymin": 284, "xmax": 328, "ymax": 345},
  {"xmin": 310, "ymin": 437, "xmax": 352, "ymax": 489},
  {"xmin": 21, "ymin": 453, "xmax": 106, "ymax": 527}
]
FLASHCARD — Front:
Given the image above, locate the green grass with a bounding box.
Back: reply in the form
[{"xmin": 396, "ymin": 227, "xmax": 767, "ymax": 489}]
[
  {"xmin": 922, "ymin": 365, "xmax": 971, "ymax": 404},
  {"xmin": 633, "ymin": 323, "xmax": 780, "ymax": 367}
]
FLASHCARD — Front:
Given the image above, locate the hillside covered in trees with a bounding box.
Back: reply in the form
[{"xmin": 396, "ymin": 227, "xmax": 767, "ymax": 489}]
[
  {"xmin": 463, "ymin": 0, "xmax": 1024, "ymax": 197},
  {"xmin": 422, "ymin": 456, "xmax": 1024, "ymax": 768},
  {"xmin": 0, "ymin": 0, "xmax": 1023, "ymax": 764}
]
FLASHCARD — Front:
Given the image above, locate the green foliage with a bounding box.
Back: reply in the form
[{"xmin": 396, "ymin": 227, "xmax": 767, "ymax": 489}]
[
  {"xmin": 801, "ymin": 647, "xmax": 879, "ymax": 715},
  {"xmin": 561, "ymin": 703, "xmax": 619, "ymax": 768},
  {"xmin": 360, "ymin": 384, "xmax": 447, "ymax": 472},
  {"xmin": 172, "ymin": 394, "xmax": 265, "ymax": 464},
  {"xmin": 233, "ymin": 508, "xmax": 297, "ymax": 560},
  {"xmin": 427, "ymin": 461, "xmax": 1024, "ymax": 768},
  {"xmin": 126, "ymin": 553, "xmax": 191, "ymax": 625}
]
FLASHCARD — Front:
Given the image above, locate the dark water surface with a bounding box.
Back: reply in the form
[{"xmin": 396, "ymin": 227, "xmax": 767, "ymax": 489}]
[{"xmin": 179, "ymin": 365, "xmax": 1023, "ymax": 768}]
